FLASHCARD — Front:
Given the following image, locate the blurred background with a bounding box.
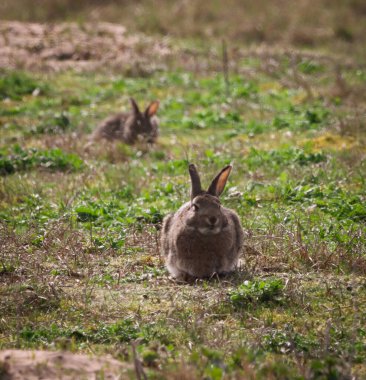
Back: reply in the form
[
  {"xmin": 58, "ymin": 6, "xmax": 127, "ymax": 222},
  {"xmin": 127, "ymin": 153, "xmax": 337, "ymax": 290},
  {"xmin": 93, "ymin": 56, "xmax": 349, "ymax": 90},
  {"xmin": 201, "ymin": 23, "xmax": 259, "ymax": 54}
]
[{"xmin": 1, "ymin": 0, "xmax": 366, "ymax": 59}]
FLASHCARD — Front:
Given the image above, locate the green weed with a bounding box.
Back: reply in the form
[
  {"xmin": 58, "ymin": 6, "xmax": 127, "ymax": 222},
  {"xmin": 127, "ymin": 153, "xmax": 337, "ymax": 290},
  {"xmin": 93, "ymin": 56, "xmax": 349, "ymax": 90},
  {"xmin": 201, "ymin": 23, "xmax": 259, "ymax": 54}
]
[{"xmin": 229, "ymin": 278, "xmax": 284, "ymax": 308}]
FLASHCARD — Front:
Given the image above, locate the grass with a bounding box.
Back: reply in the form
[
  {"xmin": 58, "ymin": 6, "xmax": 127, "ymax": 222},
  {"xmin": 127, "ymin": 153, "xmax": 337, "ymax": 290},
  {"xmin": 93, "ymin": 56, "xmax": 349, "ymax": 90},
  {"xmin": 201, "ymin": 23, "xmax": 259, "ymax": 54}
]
[
  {"xmin": 229, "ymin": 278, "xmax": 285, "ymax": 308},
  {"xmin": 1, "ymin": 7, "xmax": 366, "ymax": 378},
  {"xmin": 0, "ymin": 145, "xmax": 83, "ymax": 175},
  {"xmin": 0, "ymin": 70, "xmax": 48, "ymax": 100}
]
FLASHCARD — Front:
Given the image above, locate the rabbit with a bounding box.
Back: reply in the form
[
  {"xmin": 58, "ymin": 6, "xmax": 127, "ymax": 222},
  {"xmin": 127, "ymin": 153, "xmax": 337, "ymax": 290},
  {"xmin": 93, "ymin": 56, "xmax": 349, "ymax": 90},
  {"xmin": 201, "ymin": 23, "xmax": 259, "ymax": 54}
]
[
  {"xmin": 161, "ymin": 163, "xmax": 244, "ymax": 281},
  {"xmin": 89, "ymin": 98, "xmax": 159, "ymax": 144}
]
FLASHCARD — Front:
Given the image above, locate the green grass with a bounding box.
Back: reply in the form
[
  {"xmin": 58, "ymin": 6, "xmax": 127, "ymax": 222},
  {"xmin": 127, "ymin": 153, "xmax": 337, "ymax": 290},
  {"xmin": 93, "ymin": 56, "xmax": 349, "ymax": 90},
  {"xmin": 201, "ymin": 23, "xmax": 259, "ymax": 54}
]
[
  {"xmin": 0, "ymin": 145, "xmax": 83, "ymax": 175},
  {"xmin": 1, "ymin": 37, "xmax": 366, "ymax": 379},
  {"xmin": 229, "ymin": 278, "xmax": 285, "ymax": 308},
  {"xmin": 0, "ymin": 70, "xmax": 48, "ymax": 100}
]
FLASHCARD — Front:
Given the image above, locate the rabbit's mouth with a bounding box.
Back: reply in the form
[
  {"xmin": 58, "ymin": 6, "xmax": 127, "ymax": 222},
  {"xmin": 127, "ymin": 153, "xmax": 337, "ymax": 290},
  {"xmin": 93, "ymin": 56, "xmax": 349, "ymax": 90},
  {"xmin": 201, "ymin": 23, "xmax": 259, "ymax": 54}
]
[{"xmin": 198, "ymin": 226, "xmax": 221, "ymax": 235}]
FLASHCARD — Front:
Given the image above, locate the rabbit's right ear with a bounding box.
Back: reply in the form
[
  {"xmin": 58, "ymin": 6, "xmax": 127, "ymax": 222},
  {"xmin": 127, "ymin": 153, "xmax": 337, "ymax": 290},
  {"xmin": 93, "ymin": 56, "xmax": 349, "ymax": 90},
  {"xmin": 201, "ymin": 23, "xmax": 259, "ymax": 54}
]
[
  {"xmin": 189, "ymin": 164, "xmax": 202, "ymax": 200},
  {"xmin": 130, "ymin": 98, "xmax": 140, "ymax": 115},
  {"xmin": 145, "ymin": 101, "xmax": 160, "ymax": 117},
  {"xmin": 207, "ymin": 165, "xmax": 232, "ymax": 197}
]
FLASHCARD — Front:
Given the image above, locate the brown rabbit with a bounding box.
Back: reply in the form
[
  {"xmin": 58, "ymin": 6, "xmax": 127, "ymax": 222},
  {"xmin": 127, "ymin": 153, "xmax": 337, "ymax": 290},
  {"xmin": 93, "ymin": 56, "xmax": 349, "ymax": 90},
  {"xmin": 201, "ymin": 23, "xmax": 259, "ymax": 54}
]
[
  {"xmin": 161, "ymin": 164, "xmax": 244, "ymax": 281},
  {"xmin": 89, "ymin": 98, "xmax": 159, "ymax": 144}
]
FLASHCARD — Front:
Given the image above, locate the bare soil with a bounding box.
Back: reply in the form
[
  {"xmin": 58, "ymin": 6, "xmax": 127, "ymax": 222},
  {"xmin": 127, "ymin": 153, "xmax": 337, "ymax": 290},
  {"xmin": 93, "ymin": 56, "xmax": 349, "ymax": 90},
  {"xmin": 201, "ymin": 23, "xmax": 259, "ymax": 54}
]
[
  {"xmin": 0, "ymin": 349, "xmax": 132, "ymax": 380},
  {"xmin": 0, "ymin": 21, "xmax": 172, "ymax": 73}
]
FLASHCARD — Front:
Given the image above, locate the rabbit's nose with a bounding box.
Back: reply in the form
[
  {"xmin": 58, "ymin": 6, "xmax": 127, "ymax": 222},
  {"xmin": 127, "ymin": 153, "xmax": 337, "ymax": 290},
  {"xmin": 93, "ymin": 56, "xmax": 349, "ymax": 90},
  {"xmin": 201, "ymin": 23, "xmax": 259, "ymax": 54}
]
[{"xmin": 209, "ymin": 216, "xmax": 218, "ymax": 225}]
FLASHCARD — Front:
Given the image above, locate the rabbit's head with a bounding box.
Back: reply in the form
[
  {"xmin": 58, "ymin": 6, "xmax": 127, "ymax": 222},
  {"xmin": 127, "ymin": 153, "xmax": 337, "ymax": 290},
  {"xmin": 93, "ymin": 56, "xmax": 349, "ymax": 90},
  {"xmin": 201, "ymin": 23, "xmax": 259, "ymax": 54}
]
[
  {"xmin": 126, "ymin": 98, "xmax": 159, "ymax": 143},
  {"xmin": 185, "ymin": 164, "xmax": 232, "ymax": 235}
]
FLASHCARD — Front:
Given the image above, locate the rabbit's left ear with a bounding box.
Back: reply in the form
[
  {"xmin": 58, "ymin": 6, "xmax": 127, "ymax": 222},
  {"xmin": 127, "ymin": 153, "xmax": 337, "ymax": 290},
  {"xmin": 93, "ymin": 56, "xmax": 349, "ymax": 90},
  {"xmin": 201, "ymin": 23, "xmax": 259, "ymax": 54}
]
[
  {"xmin": 208, "ymin": 165, "xmax": 232, "ymax": 197},
  {"xmin": 189, "ymin": 164, "xmax": 202, "ymax": 200},
  {"xmin": 130, "ymin": 98, "xmax": 140, "ymax": 115},
  {"xmin": 145, "ymin": 101, "xmax": 160, "ymax": 117}
]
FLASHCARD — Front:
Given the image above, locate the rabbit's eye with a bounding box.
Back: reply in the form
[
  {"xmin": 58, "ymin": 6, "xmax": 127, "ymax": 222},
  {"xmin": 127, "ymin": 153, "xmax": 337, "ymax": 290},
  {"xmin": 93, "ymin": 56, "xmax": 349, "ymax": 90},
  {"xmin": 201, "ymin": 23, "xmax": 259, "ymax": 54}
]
[{"xmin": 192, "ymin": 204, "xmax": 199, "ymax": 211}]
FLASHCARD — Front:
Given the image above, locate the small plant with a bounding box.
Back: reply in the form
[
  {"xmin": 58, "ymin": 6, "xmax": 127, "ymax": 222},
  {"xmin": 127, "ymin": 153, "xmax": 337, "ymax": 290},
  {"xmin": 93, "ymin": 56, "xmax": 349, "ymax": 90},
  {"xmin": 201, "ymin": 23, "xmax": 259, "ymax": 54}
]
[
  {"xmin": 258, "ymin": 360, "xmax": 301, "ymax": 380},
  {"xmin": 93, "ymin": 319, "xmax": 139, "ymax": 343},
  {"xmin": 297, "ymin": 60, "xmax": 325, "ymax": 75},
  {"xmin": 182, "ymin": 109, "xmax": 241, "ymax": 130},
  {"xmin": 245, "ymin": 147, "xmax": 327, "ymax": 170},
  {"xmin": 75, "ymin": 205, "xmax": 100, "ymax": 222},
  {"xmin": 141, "ymin": 349, "xmax": 160, "ymax": 367},
  {"xmin": 261, "ymin": 329, "xmax": 319, "ymax": 355},
  {"xmin": 229, "ymin": 278, "xmax": 284, "ymax": 307},
  {"xmin": 309, "ymin": 356, "xmax": 352, "ymax": 380}
]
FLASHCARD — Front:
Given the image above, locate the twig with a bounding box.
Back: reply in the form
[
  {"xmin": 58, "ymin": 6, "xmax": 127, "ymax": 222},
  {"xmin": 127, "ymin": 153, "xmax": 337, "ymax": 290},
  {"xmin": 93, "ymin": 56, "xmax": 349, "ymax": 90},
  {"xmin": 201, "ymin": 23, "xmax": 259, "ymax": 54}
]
[
  {"xmin": 324, "ymin": 318, "xmax": 331, "ymax": 354},
  {"xmin": 290, "ymin": 53, "xmax": 313, "ymax": 100},
  {"xmin": 131, "ymin": 341, "xmax": 147, "ymax": 380},
  {"xmin": 222, "ymin": 39, "xmax": 230, "ymax": 98},
  {"xmin": 321, "ymin": 298, "xmax": 366, "ymax": 312}
]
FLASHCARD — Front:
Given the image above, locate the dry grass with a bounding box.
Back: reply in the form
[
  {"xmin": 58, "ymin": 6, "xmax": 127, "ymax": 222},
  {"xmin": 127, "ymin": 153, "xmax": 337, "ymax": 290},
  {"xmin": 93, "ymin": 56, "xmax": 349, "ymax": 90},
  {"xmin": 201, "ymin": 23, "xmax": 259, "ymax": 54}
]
[
  {"xmin": 1, "ymin": 0, "xmax": 366, "ymax": 55},
  {"xmin": 1, "ymin": 212, "xmax": 366, "ymax": 378},
  {"xmin": 0, "ymin": 21, "xmax": 172, "ymax": 73}
]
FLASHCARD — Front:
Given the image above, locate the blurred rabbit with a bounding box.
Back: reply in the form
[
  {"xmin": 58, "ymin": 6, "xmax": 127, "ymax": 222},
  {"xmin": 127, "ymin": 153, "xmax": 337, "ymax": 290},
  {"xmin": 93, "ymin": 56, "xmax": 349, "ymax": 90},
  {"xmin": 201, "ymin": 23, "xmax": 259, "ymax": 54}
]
[
  {"xmin": 89, "ymin": 98, "xmax": 159, "ymax": 144},
  {"xmin": 161, "ymin": 163, "xmax": 244, "ymax": 281}
]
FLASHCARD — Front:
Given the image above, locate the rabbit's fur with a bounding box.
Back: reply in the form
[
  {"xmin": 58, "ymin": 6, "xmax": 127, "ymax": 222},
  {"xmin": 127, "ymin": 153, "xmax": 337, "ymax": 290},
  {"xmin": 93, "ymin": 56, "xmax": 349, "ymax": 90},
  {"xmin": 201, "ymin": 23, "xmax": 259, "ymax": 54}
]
[
  {"xmin": 90, "ymin": 98, "xmax": 159, "ymax": 144},
  {"xmin": 161, "ymin": 164, "xmax": 244, "ymax": 281}
]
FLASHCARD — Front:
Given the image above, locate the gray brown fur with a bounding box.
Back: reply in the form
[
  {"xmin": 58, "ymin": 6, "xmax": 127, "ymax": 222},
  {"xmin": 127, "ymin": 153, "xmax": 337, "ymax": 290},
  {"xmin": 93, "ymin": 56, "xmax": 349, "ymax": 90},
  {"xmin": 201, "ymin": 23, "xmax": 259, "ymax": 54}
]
[
  {"xmin": 90, "ymin": 98, "xmax": 159, "ymax": 144},
  {"xmin": 161, "ymin": 164, "xmax": 244, "ymax": 281}
]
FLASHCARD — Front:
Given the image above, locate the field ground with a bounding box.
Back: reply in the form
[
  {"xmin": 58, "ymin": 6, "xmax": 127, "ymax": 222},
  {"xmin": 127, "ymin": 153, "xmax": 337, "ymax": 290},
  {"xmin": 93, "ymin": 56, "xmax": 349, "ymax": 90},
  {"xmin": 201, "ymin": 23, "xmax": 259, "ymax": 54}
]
[{"xmin": 1, "ymin": 3, "xmax": 366, "ymax": 379}]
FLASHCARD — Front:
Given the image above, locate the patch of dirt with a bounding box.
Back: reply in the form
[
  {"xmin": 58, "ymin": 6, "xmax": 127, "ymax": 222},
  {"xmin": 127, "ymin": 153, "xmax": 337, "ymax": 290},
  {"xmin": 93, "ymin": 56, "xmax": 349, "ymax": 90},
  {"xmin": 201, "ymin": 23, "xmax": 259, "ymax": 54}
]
[
  {"xmin": 0, "ymin": 349, "xmax": 132, "ymax": 380},
  {"xmin": 0, "ymin": 21, "xmax": 172, "ymax": 73},
  {"xmin": 0, "ymin": 21, "xmax": 362, "ymax": 79}
]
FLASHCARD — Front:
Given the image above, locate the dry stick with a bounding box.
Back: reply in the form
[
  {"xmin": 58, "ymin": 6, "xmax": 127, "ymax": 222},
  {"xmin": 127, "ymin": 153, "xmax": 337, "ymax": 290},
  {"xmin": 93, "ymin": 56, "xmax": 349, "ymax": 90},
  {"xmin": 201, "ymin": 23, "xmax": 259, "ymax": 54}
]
[
  {"xmin": 131, "ymin": 341, "xmax": 147, "ymax": 380},
  {"xmin": 222, "ymin": 39, "xmax": 230, "ymax": 98},
  {"xmin": 321, "ymin": 298, "xmax": 366, "ymax": 312},
  {"xmin": 324, "ymin": 318, "xmax": 332, "ymax": 354},
  {"xmin": 206, "ymin": 45, "xmax": 212, "ymax": 74},
  {"xmin": 154, "ymin": 227, "xmax": 162, "ymax": 265},
  {"xmin": 348, "ymin": 277, "xmax": 358, "ymax": 362},
  {"xmin": 334, "ymin": 63, "xmax": 349, "ymax": 97},
  {"xmin": 180, "ymin": 143, "xmax": 191, "ymax": 169},
  {"xmin": 290, "ymin": 53, "xmax": 313, "ymax": 100}
]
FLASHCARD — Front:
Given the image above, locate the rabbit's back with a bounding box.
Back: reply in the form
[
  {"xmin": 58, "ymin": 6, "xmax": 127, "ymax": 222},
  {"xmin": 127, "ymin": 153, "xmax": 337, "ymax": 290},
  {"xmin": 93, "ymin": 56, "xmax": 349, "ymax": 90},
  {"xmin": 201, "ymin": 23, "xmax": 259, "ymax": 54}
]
[{"xmin": 91, "ymin": 113, "xmax": 128, "ymax": 141}]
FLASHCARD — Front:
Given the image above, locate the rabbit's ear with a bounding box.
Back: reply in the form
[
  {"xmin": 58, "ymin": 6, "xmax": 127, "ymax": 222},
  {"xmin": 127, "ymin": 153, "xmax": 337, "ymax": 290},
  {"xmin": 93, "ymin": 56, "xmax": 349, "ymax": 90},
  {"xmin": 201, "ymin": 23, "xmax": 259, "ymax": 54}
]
[
  {"xmin": 145, "ymin": 101, "xmax": 160, "ymax": 117},
  {"xmin": 189, "ymin": 164, "xmax": 202, "ymax": 200},
  {"xmin": 130, "ymin": 98, "xmax": 140, "ymax": 115},
  {"xmin": 207, "ymin": 165, "xmax": 232, "ymax": 197}
]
